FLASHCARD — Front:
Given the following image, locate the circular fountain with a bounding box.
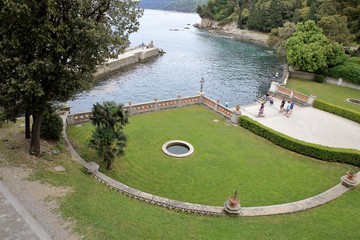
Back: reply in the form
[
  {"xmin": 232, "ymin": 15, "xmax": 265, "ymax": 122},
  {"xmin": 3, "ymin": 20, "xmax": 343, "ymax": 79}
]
[{"xmin": 162, "ymin": 140, "xmax": 194, "ymax": 158}]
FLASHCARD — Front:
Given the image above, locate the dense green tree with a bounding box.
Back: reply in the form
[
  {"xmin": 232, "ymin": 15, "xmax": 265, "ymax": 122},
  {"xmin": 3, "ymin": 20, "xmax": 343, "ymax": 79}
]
[
  {"xmin": 306, "ymin": 0, "xmax": 317, "ymax": 21},
  {"xmin": 268, "ymin": 21, "xmax": 296, "ymax": 56},
  {"xmin": 285, "ymin": 20, "xmax": 346, "ymax": 72},
  {"xmin": 0, "ymin": 0, "xmax": 142, "ymax": 155},
  {"xmin": 239, "ymin": 8, "xmax": 250, "ymax": 25},
  {"xmin": 317, "ymin": 15, "xmax": 354, "ymax": 45},
  {"xmin": 341, "ymin": 1, "xmax": 360, "ymax": 42},
  {"xmin": 247, "ymin": 3, "xmax": 266, "ymax": 31},
  {"xmin": 266, "ymin": 0, "xmax": 283, "ymax": 31},
  {"xmin": 90, "ymin": 101, "xmax": 128, "ymax": 170},
  {"xmin": 317, "ymin": 0, "xmax": 337, "ymax": 16}
]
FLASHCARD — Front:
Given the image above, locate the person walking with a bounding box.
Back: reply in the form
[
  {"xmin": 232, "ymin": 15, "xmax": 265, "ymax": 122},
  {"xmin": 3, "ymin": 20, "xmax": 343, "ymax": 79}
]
[
  {"xmin": 290, "ymin": 100, "xmax": 295, "ymax": 115},
  {"xmin": 280, "ymin": 98, "xmax": 285, "ymax": 112},
  {"xmin": 258, "ymin": 101, "xmax": 265, "ymax": 117},
  {"xmin": 285, "ymin": 101, "xmax": 291, "ymax": 117}
]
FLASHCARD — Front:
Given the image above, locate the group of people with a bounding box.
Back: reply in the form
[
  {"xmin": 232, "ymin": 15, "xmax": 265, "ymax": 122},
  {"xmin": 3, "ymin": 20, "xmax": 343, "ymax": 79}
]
[
  {"xmin": 280, "ymin": 98, "xmax": 295, "ymax": 117},
  {"xmin": 258, "ymin": 94, "xmax": 294, "ymax": 117}
]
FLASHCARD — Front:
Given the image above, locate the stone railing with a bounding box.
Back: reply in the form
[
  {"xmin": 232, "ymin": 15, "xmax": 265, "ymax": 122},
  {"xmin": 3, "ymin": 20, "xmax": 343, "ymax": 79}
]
[
  {"xmin": 67, "ymin": 94, "xmax": 241, "ymax": 125},
  {"xmin": 268, "ymin": 82, "xmax": 317, "ymax": 106}
]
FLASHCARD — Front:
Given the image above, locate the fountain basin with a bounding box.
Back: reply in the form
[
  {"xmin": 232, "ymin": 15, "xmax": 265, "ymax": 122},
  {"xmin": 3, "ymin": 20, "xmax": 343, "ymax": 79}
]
[{"xmin": 162, "ymin": 140, "xmax": 194, "ymax": 158}]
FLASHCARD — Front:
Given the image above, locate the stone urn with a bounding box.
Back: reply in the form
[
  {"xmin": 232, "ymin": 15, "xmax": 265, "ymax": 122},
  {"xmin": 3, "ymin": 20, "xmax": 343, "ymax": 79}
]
[
  {"xmin": 228, "ymin": 196, "xmax": 240, "ymax": 207},
  {"xmin": 224, "ymin": 189, "xmax": 241, "ymax": 216},
  {"xmin": 341, "ymin": 171, "xmax": 357, "ymax": 188}
]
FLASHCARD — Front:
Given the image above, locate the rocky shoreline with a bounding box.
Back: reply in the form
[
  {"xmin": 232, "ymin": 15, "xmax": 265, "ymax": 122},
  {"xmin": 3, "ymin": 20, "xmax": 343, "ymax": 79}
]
[{"xmin": 194, "ymin": 18, "xmax": 268, "ymax": 46}]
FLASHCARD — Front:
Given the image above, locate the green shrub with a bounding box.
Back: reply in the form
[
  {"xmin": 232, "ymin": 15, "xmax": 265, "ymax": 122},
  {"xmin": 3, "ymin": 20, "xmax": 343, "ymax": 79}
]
[
  {"xmin": 324, "ymin": 57, "xmax": 360, "ymax": 84},
  {"xmin": 313, "ymin": 99, "xmax": 360, "ymax": 124},
  {"xmin": 40, "ymin": 107, "xmax": 64, "ymax": 141},
  {"xmin": 314, "ymin": 74, "xmax": 325, "ymax": 83},
  {"xmin": 239, "ymin": 116, "xmax": 360, "ymax": 166}
]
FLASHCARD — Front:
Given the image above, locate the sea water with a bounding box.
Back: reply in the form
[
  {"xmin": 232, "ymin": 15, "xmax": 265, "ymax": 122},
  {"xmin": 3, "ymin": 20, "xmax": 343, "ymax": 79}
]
[{"xmin": 68, "ymin": 10, "xmax": 284, "ymax": 113}]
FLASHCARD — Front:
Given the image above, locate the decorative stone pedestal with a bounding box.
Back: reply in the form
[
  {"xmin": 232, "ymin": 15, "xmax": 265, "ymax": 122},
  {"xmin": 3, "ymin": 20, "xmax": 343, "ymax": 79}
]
[
  {"xmin": 84, "ymin": 162, "xmax": 100, "ymax": 174},
  {"xmin": 224, "ymin": 200, "xmax": 241, "ymax": 216},
  {"xmin": 341, "ymin": 176, "xmax": 357, "ymax": 188},
  {"xmin": 230, "ymin": 110, "xmax": 241, "ymax": 124}
]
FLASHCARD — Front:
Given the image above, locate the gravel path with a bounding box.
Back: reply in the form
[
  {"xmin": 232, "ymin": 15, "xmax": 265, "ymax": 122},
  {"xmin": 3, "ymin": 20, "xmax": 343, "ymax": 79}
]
[{"xmin": 0, "ymin": 167, "xmax": 82, "ymax": 240}]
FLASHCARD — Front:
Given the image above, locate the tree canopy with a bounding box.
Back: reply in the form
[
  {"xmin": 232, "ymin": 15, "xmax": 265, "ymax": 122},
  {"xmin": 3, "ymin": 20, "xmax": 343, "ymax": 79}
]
[
  {"xmin": 197, "ymin": 0, "xmax": 359, "ymax": 43},
  {"xmin": 285, "ymin": 20, "xmax": 346, "ymax": 72},
  {"xmin": 0, "ymin": 0, "xmax": 142, "ymax": 155}
]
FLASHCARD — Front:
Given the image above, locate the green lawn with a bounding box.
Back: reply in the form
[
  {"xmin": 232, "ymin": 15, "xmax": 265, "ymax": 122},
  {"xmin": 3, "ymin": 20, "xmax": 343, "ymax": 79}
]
[
  {"xmin": 1, "ymin": 112, "xmax": 360, "ymax": 239},
  {"xmin": 287, "ymin": 78, "xmax": 360, "ymax": 112},
  {"xmin": 67, "ymin": 105, "xmax": 357, "ymax": 207},
  {"xmin": 31, "ymin": 156, "xmax": 360, "ymax": 240}
]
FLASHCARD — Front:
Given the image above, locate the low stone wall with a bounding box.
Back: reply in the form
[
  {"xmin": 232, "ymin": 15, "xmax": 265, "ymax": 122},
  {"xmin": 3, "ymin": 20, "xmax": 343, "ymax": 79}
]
[
  {"xmin": 288, "ymin": 70, "xmax": 360, "ymax": 91},
  {"xmin": 66, "ymin": 94, "xmax": 239, "ymax": 125},
  {"xmin": 289, "ymin": 70, "xmax": 316, "ymax": 80},
  {"xmin": 94, "ymin": 47, "xmax": 160, "ymax": 79},
  {"xmin": 325, "ymin": 77, "xmax": 360, "ymax": 90}
]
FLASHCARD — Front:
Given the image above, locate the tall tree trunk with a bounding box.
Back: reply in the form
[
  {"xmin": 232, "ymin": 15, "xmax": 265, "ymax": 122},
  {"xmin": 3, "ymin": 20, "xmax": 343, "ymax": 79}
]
[
  {"xmin": 106, "ymin": 160, "xmax": 112, "ymax": 170},
  {"xmin": 25, "ymin": 111, "xmax": 31, "ymax": 139},
  {"xmin": 30, "ymin": 110, "xmax": 44, "ymax": 156}
]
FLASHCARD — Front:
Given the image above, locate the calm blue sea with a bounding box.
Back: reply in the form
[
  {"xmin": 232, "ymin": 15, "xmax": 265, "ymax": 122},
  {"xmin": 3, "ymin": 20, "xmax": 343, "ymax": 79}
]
[{"xmin": 68, "ymin": 10, "xmax": 285, "ymax": 113}]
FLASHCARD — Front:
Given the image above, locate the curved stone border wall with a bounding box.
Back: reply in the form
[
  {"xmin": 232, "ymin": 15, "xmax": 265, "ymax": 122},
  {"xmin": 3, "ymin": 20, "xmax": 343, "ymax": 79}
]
[{"xmin": 61, "ymin": 110, "xmax": 359, "ymax": 217}]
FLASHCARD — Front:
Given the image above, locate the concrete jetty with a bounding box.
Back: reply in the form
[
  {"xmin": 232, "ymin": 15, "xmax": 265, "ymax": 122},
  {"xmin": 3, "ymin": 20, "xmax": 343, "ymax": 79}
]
[{"xmin": 94, "ymin": 45, "xmax": 163, "ymax": 79}]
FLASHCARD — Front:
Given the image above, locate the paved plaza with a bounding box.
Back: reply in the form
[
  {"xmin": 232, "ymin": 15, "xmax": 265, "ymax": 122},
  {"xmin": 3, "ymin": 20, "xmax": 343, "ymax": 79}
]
[{"xmin": 240, "ymin": 97, "xmax": 360, "ymax": 150}]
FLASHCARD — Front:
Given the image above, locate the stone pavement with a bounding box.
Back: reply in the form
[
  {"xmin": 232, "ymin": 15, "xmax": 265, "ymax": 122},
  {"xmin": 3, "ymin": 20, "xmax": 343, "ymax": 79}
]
[
  {"xmin": 238, "ymin": 97, "xmax": 360, "ymax": 150},
  {"xmin": 0, "ymin": 182, "xmax": 51, "ymax": 240}
]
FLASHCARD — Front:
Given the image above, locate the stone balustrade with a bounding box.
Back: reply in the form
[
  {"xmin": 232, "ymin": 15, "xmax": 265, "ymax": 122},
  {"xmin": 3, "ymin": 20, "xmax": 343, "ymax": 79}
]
[
  {"xmin": 269, "ymin": 82, "xmax": 316, "ymax": 106},
  {"xmin": 67, "ymin": 94, "xmax": 239, "ymax": 125}
]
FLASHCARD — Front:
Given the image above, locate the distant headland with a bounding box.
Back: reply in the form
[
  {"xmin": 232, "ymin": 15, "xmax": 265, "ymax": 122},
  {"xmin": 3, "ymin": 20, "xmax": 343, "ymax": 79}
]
[{"xmin": 194, "ymin": 18, "xmax": 268, "ymax": 46}]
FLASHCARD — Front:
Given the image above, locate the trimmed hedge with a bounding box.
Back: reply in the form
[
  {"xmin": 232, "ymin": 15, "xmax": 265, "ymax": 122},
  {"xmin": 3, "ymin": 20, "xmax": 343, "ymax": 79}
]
[
  {"xmin": 239, "ymin": 116, "xmax": 360, "ymax": 166},
  {"xmin": 313, "ymin": 99, "xmax": 360, "ymax": 124}
]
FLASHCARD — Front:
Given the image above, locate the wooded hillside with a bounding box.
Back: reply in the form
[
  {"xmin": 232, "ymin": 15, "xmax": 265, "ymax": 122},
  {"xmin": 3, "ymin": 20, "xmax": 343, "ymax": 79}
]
[
  {"xmin": 139, "ymin": 0, "xmax": 207, "ymax": 13},
  {"xmin": 197, "ymin": 0, "xmax": 360, "ymax": 44}
]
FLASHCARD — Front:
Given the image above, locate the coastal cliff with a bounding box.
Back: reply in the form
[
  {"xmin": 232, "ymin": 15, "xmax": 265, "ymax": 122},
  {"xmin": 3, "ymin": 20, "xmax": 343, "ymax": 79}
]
[{"xmin": 194, "ymin": 18, "xmax": 269, "ymax": 46}]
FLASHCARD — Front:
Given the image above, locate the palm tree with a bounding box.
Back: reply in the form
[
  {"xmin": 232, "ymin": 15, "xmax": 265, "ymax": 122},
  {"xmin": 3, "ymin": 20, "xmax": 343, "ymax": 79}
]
[
  {"xmin": 89, "ymin": 101, "xmax": 128, "ymax": 170},
  {"xmin": 89, "ymin": 126, "xmax": 127, "ymax": 170},
  {"xmin": 91, "ymin": 101, "xmax": 128, "ymax": 130}
]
